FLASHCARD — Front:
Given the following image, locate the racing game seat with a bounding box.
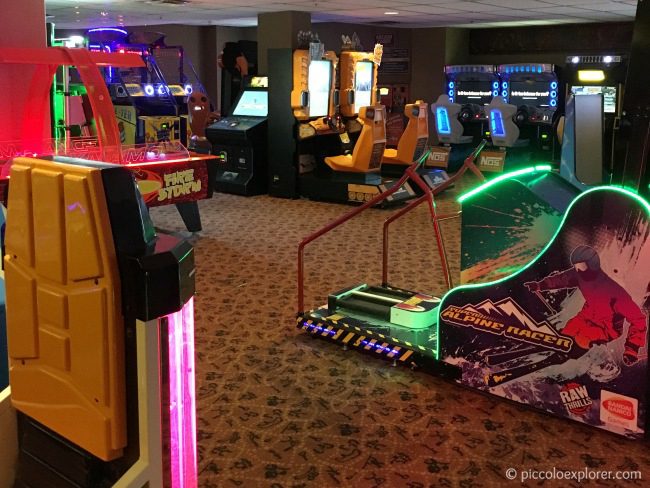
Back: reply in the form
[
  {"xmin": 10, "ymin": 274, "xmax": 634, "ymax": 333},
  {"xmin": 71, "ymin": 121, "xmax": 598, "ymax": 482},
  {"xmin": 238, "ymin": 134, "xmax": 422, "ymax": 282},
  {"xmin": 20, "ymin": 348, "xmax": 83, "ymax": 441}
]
[
  {"xmin": 382, "ymin": 100, "xmax": 429, "ymax": 165},
  {"xmin": 432, "ymin": 95, "xmax": 473, "ymax": 145},
  {"xmin": 325, "ymin": 105, "xmax": 386, "ymax": 173},
  {"xmin": 487, "ymin": 96, "xmax": 529, "ymax": 148}
]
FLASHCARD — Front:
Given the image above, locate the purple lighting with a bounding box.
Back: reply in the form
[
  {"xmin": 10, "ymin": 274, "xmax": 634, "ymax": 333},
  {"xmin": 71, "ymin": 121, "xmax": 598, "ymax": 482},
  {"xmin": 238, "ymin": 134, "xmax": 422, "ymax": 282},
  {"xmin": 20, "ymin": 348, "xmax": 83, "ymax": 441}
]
[
  {"xmin": 166, "ymin": 297, "xmax": 198, "ymax": 488},
  {"xmin": 87, "ymin": 27, "xmax": 128, "ymax": 36}
]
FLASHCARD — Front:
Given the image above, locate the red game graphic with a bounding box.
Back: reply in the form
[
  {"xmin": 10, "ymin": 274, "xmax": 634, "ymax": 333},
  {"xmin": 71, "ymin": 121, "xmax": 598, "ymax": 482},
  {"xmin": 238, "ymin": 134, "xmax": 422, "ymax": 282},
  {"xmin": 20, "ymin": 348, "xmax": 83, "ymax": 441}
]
[
  {"xmin": 129, "ymin": 159, "xmax": 210, "ymax": 207},
  {"xmin": 602, "ymin": 397, "xmax": 635, "ymax": 421},
  {"xmin": 0, "ymin": 139, "xmax": 213, "ymax": 207}
]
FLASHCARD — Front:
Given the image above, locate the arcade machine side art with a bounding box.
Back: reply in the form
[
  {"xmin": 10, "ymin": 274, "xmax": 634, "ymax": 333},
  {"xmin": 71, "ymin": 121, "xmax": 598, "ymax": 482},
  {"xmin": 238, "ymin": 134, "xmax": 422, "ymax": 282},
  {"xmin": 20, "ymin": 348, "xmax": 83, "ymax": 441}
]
[
  {"xmin": 458, "ymin": 165, "xmax": 578, "ymax": 284},
  {"xmin": 441, "ymin": 185, "xmax": 650, "ymax": 439},
  {"xmin": 5, "ymin": 156, "xmax": 197, "ymax": 487}
]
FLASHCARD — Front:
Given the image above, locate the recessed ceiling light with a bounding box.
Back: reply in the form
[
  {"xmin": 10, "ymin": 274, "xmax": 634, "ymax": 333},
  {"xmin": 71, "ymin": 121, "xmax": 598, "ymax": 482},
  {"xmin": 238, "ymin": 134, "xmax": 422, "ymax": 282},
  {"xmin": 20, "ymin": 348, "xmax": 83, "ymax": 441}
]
[
  {"xmin": 100, "ymin": 11, "xmax": 108, "ymax": 17},
  {"xmin": 384, "ymin": 11, "xmax": 399, "ymax": 15}
]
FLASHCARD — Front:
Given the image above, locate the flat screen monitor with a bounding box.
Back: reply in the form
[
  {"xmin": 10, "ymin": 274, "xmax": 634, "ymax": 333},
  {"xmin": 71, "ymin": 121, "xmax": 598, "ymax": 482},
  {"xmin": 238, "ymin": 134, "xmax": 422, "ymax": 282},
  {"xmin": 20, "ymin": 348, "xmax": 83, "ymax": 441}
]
[
  {"xmin": 355, "ymin": 61, "xmax": 374, "ymax": 109},
  {"xmin": 509, "ymin": 80, "xmax": 552, "ymax": 107},
  {"xmin": 232, "ymin": 90, "xmax": 268, "ymax": 117},
  {"xmin": 308, "ymin": 60, "xmax": 331, "ymax": 118},
  {"xmin": 571, "ymin": 85, "xmax": 617, "ymax": 114},
  {"xmin": 455, "ymin": 80, "xmax": 493, "ymax": 105}
]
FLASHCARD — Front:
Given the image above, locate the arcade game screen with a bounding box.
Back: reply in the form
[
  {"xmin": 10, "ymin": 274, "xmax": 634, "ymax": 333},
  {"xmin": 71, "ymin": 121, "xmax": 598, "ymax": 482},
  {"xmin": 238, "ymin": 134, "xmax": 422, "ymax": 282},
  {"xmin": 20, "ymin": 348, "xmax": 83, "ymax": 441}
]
[
  {"xmin": 232, "ymin": 90, "xmax": 268, "ymax": 117},
  {"xmin": 509, "ymin": 80, "xmax": 552, "ymax": 107},
  {"xmin": 355, "ymin": 61, "xmax": 374, "ymax": 109},
  {"xmin": 308, "ymin": 60, "xmax": 332, "ymax": 118},
  {"xmin": 455, "ymin": 80, "xmax": 493, "ymax": 105},
  {"xmin": 571, "ymin": 85, "xmax": 617, "ymax": 113}
]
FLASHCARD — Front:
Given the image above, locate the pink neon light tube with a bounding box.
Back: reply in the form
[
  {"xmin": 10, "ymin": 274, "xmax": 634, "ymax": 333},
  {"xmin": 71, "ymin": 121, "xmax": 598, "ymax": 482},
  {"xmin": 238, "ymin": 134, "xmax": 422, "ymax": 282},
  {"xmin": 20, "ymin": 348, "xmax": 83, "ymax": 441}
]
[{"xmin": 167, "ymin": 296, "xmax": 198, "ymax": 488}]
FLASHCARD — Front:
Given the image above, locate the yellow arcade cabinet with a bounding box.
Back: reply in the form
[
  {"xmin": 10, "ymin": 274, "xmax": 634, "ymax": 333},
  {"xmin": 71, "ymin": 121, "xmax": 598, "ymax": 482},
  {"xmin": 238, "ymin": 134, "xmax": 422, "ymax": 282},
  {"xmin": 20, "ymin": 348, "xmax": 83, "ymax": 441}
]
[
  {"xmin": 4, "ymin": 156, "xmax": 197, "ymax": 487},
  {"xmin": 339, "ymin": 51, "xmax": 379, "ymax": 124},
  {"xmin": 298, "ymin": 49, "xmax": 414, "ymax": 205}
]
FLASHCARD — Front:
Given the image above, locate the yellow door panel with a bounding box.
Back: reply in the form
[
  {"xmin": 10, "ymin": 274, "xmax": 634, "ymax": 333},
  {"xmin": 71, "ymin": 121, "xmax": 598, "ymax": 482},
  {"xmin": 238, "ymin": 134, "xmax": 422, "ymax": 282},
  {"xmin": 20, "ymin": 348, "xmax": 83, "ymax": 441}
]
[
  {"xmin": 4, "ymin": 165, "xmax": 34, "ymax": 267},
  {"xmin": 64, "ymin": 174, "xmax": 103, "ymax": 281},
  {"xmin": 37, "ymin": 286, "xmax": 68, "ymax": 329},
  {"xmin": 39, "ymin": 327, "xmax": 71, "ymax": 371},
  {"xmin": 10, "ymin": 368, "xmax": 119, "ymax": 460},
  {"xmin": 32, "ymin": 169, "xmax": 66, "ymax": 283},
  {"xmin": 69, "ymin": 289, "xmax": 109, "ymax": 406},
  {"xmin": 4, "ymin": 259, "xmax": 38, "ymax": 358}
]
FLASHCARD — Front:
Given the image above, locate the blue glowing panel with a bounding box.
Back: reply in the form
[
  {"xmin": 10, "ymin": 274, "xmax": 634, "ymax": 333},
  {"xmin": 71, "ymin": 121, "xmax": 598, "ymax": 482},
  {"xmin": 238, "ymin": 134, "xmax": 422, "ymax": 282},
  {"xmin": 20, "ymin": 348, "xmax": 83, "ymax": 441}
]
[
  {"xmin": 436, "ymin": 106, "xmax": 451, "ymax": 135},
  {"xmin": 490, "ymin": 110, "xmax": 506, "ymax": 138}
]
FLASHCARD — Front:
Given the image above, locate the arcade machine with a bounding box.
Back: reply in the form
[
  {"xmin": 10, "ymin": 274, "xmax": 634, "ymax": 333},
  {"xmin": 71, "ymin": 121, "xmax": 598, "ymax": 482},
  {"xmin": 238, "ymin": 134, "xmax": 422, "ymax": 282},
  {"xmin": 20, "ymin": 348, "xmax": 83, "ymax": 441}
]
[
  {"xmin": 296, "ymin": 0, "xmax": 650, "ymax": 441},
  {"xmin": 0, "ymin": 45, "xmax": 217, "ymax": 234},
  {"xmin": 498, "ymin": 63, "xmax": 561, "ymax": 162},
  {"xmin": 444, "ymin": 64, "xmax": 498, "ymax": 144},
  {"xmin": 562, "ymin": 54, "xmax": 627, "ymax": 187},
  {"xmin": 268, "ymin": 42, "xmax": 414, "ymax": 206},
  {"xmin": 205, "ymin": 77, "xmax": 269, "ymax": 195},
  {"xmin": 48, "ymin": 30, "xmax": 93, "ymax": 141},
  {"xmin": 295, "ymin": 160, "xmax": 650, "ymax": 440},
  {"xmin": 87, "ymin": 28, "xmax": 205, "ymax": 146},
  {"xmin": 379, "ymin": 99, "xmax": 462, "ymax": 192},
  {"xmin": 339, "ymin": 50, "xmax": 378, "ymax": 137},
  {"xmin": 4, "ymin": 156, "xmax": 197, "ymax": 486}
]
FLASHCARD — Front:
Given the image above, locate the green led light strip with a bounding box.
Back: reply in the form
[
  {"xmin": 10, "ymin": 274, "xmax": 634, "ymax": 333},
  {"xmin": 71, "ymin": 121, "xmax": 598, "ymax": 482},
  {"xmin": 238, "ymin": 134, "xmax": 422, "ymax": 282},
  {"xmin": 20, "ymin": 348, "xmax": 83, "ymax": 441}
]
[
  {"xmin": 457, "ymin": 164, "xmax": 553, "ymax": 204},
  {"xmin": 437, "ymin": 185, "xmax": 650, "ymax": 360}
]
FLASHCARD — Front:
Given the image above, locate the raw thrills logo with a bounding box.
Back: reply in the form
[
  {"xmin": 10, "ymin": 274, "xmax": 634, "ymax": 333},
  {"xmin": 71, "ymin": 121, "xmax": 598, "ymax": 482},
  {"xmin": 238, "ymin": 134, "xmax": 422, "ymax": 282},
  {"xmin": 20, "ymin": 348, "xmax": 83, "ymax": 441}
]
[
  {"xmin": 560, "ymin": 383, "xmax": 593, "ymax": 415},
  {"xmin": 511, "ymin": 90, "xmax": 550, "ymax": 97},
  {"xmin": 457, "ymin": 90, "xmax": 491, "ymax": 97},
  {"xmin": 441, "ymin": 298, "xmax": 573, "ymax": 352}
]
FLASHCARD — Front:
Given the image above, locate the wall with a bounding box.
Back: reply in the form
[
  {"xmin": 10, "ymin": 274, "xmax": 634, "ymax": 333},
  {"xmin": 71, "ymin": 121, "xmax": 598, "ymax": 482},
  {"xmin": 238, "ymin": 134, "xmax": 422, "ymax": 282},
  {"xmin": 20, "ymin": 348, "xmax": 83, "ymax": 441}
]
[
  {"xmin": 257, "ymin": 11, "xmax": 311, "ymax": 73},
  {"xmin": 467, "ymin": 22, "xmax": 634, "ymax": 68},
  {"xmin": 0, "ymin": 0, "xmax": 48, "ymax": 142},
  {"xmin": 314, "ymin": 22, "xmax": 412, "ymax": 86},
  {"xmin": 214, "ymin": 26, "xmax": 257, "ymax": 112}
]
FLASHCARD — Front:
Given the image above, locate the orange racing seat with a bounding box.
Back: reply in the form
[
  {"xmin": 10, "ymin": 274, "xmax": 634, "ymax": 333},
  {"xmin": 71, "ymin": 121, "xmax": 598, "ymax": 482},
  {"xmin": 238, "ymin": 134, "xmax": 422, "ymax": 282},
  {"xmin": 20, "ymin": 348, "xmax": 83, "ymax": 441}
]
[
  {"xmin": 324, "ymin": 105, "xmax": 386, "ymax": 173},
  {"xmin": 382, "ymin": 100, "xmax": 429, "ymax": 165}
]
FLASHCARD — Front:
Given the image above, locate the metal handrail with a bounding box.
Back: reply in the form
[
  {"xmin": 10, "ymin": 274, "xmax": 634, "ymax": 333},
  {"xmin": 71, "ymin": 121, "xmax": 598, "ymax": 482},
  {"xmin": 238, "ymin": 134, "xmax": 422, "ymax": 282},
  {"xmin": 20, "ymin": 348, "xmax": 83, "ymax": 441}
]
[
  {"xmin": 381, "ymin": 139, "xmax": 488, "ymax": 288},
  {"xmin": 297, "ymin": 141, "xmax": 487, "ymax": 315}
]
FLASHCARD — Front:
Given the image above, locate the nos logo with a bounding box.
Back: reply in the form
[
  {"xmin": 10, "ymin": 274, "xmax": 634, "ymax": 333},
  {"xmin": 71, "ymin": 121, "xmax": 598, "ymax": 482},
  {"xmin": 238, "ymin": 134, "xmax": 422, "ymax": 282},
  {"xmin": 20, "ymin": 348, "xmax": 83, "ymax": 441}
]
[
  {"xmin": 480, "ymin": 156, "xmax": 502, "ymax": 167},
  {"xmin": 429, "ymin": 151, "xmax": 448, "ymax": 162}
]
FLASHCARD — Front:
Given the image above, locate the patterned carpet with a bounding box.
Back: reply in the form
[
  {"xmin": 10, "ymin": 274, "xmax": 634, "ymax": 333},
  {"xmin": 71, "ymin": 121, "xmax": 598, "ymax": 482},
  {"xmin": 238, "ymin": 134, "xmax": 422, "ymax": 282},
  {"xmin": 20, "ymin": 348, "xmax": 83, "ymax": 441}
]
[{"xmin": 150, "ymin": 181, "xmax": 650, "ymax": 488}]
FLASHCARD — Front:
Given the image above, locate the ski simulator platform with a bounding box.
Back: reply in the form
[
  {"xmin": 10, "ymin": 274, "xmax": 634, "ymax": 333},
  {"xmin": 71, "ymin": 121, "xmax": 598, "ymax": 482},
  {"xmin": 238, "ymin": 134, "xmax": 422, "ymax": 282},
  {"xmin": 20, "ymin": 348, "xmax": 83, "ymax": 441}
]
[{"xmin": 296, "ymin": 162, "xmax": 650, "ymax": 439}]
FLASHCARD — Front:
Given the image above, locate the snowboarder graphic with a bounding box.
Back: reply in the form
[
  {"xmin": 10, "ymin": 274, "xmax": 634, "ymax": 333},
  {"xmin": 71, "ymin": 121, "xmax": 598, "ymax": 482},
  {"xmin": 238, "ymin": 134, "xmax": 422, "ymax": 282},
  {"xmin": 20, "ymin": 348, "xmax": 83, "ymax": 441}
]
[{"xmin": 524, "ymin": 245, "xmax": 647, "ymax": 366}]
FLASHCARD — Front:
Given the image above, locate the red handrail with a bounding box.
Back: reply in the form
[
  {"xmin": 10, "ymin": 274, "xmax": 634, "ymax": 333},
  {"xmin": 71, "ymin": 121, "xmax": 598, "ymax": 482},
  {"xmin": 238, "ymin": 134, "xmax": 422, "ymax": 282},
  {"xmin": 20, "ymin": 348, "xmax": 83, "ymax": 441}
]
[
  {"xmin": 381, "ymin": 140, "xmax": 488, "ymax": 288},
  {"xmin": 297, "ymin": 164, "xmax": 416, "ymax": 314},
  {"xmin": 297, "ymin": 141, "xmax": 487, "ymax": 315}
]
